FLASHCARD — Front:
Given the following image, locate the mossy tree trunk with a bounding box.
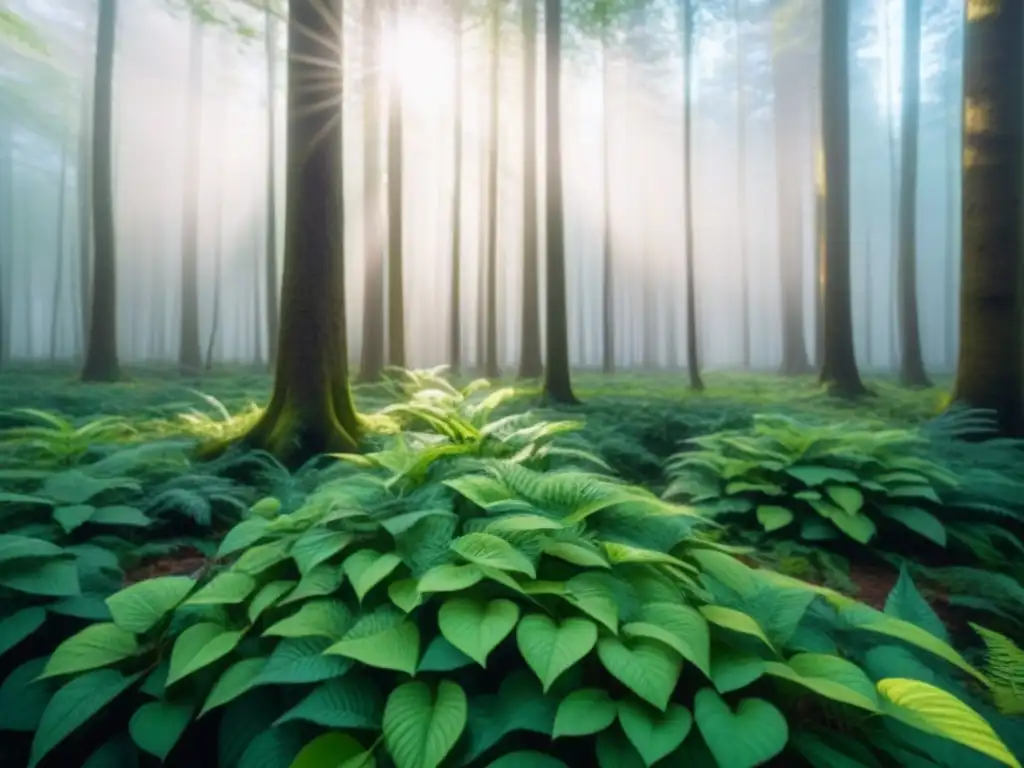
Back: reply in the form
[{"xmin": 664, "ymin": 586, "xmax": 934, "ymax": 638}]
[
  {"xmin": 518, "ymin": 0, "xmax": 543, "ymax": 379},
  {"xmin": 178, "ymin": 12, "xmax": 204, "ymax": 375},
  {"xmin": 449, "ymin": 0, "xmax": 465, "ymax": 375},
  {"xmin": 680, "ymin": 0, "xmax": 703, "ymax": 391},
  {"xmin": 263, "ymin": 5, "xmax": 279, "ymax": 367},
  {"xmin": 818, "ymin": 0, "xmax": 866, "ymax": 398},
  {"xmin": 541, "ymin": 0, "xmax": 578, "ymax": 404},
  {"xmin": 951, "ymin": 0, "xmax": 1023, "ymax": 437},
  {"xmin": 483, "ymin": 0, "xmax": 500, "ymax": 379},
  {"xmin": 240, "ymin": 0, "xmax": 360, "ymax": 464},
  {"xmin": 895, "ymin": 0, "xmax": 929, "ymax": 387},
  {"xmin": 386, "ymin": 0, "xmax": 406, "ymax": 369},
  {"xmin": 359, "ymin": 0, "xmax": 385, "ymax": 383},
  {"xmin": 81, "ymin": 0, "xmax": 121, "ymax": 383}
]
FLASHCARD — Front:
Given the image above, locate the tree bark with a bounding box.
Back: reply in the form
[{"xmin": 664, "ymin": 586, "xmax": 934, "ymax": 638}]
[
  {"xmin": 951, "ymin": 0, "xmax": 1023, "ymax": 437},
  {"xmin": 386, "ymin": 0, "xmax": 406, "ymax": 368},
  {"xmin": 449, "ymin": 0, "xmax": 465, "ymax": 375},
  {"xmin": 541, "ymin": 0, "xmax": 577, "ymax": 403},
  {"xmin": 77, "ymin": 9, "xmax": 96, "ymax": 359},
  {"xmin": 818, "ymin": 0, "xmax": 867, "ymax": 397},
  {"xmin": 518, "ymin": 0, "xmax": 543, "ymax": 379},
  {"xmin": 235, "ymin": 0, "xmax": 360, "ymax": 465},
  {"xmin": 264, "ymin": 5, "xmax": 279, "ymax": 367},
  {"xmin": 483, "ymin": 0, "xmax": 501, "ymax": 379},
  {"xmin": 358, "ymin": 0, "xmax": 385, "ymax": 382},
  {"xmin": 81, "ymin": 0, "xmax": 122, "ymax": 383},
  {"xmin": 600, "ymin": 30, "xmax": 614, "ymax": 374},
  {"xmin": 680, "ymin": 0, "xmax": 703, "ymax": 390},
  {"xmin": 178, "ymin": 12, "xmax": 204, "ymax": 374},
  {"xmin": 50, "ymin": 133, "xmax": 70, "ymax": 360},
  {"xmin": 733, "ymin": 0, "xmax": 750, "ymax": 368},
  {"xmin": 895, "ymin": 0, "xmax": 929, "ymax": 386}
]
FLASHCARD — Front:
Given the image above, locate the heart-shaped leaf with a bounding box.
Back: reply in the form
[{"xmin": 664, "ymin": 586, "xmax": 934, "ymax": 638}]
[
  {"xmin": 438, "ymin": 597, "xmax": 519, "ymax": 667},
  {"xmin": 596, "ymin": 637, "xmax": 682, "ymax": 711},
  {"xmin": 552, "ymin": 688, "xmax": 617, "ymax": 738},
  {"xmin": 384, "ymin": 679, "xmax": 467, "ymax": 768},
  {"xmin": 617, "ymin": 697, "xmax": 693, "ymax": 766},
  {"xmin": 694, "ymin": 687, "xmax": 788, "ymax": 768},
  {"xmin": 516, "ymin": 614, "xmax": 597, "ymax": 692}
]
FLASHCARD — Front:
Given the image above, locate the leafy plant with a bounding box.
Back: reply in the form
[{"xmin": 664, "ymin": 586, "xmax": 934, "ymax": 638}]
[
  {"xmin": 0, "ymin": 409, "xmax": 136, "ymax": 466},
  {"xmin": 973, "ymin": 624, "xmax": 1024, "ymax": 717}
]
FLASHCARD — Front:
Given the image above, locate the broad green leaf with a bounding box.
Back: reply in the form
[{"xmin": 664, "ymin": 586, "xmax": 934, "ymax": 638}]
[
  {"xmin": 42, "ymin": 623, "xmax": 139, "ymax": 677},
  {"xmin": 516, "ymin": 614, "xmax": 598, "ymax": 692},
  {"xmin": 883, "ymin": 567, "xmax": 949, "ymax": 643},
  {"xmin": 237, "ymin": 725, "xmax": 307, "ymax": 768},
  {"xmin": 0, "ymin": 657, "xmax": 54, "ymax": 732},
  {"xmin": 829, "ymin": 512, "xmax": 877, "ymax": 544},
  {"xmin": 344, "ymin": 549, "xmax": 403, "ymax": 602},
  {"xmin": 418, "ymin": 563, "xmax": 484, "ymax": 593},
  {"xmin": 290, "ymin": 733, "xmax": 376, "ymax": 768},
  {"xmin": 0, "ymin": 606, "xmax": 46, "ymax": 658},
  {"xmin": 249, "ymin": 497, "xmax": 282, "ymax": 518},
  {"xmin": 29, "ymin": 669, "xmax": 141, "ymax": 767},
  {"xmin": 786, "ymin": 466, "xmax": 859, "ymax": 486},
  {"xmin": 275, "ymin": 673, "xmax": 383, "ymax": 730},
  {"xmin": 53, "ymin": 505, "xmax": 95, "ymax": 534},
  {"xmin": 878, "ymin": 678, "xmax": 1020, "ymax": 768},
  {"xmin": 255, "ymin": 636, "xmax": 352, "ymax": 686},
  {"xmin": 89, "ymin": 505, "xmax": 151, "ymax": 527},
  {"xmin": 625, "ymin": 602, "xmax": 711, "ymax": 677},
  {"xmin": 438, "ymin": 597, "xmax": 519, "ymax": 667},
  {"xmin": 234, "ymin": 539, "xmax": 292, "ymax": 575},
  {"xmin": 0, "ymin": 535, "xmax": 67, "ymax": 563},
  {"xmin": 200, "ymin": 658, "xmax": 268, "ymax": 716},
  {"xmin": 324, "ymin": 608, "xmax": 420, "ymax": 675},
  {"xmin": 167, "ymin": 623, "xmax": 244, "ymax": 685},
  {"xmin": 383, "ymin": 679, "xmax": 467, "ymax": 768},
  {"xmin": 541, "ymin": 540, "xmax": 610, "ymax": 568},
  {"xmin": 693, "ymin": 687, "xmax": 788, "ymax": 768},
  {"xmin": 291, "ymin": 529, "xmax": 354, "ymax": 574},
  {"xmin": 880, "ymin": 505, "xmax": 947, "ymax": 547},
  {"xmin": 596, "ymin": 637, "xmax": 682, "ymax": 711},
  {"xmin": 595, "ymin": 727, "xmax": 647, "ymax": 768},
  {"xmin": 486, "ymin": 514, "xmax": 563, "ymax": 533},
  {"xmin": 218, "ymin": 518, "xmax": 271, "ymax": 557},
  {"xmin": 263, "ymin": 599, "xmax": 354, "ymax": 640},
  {"xmin": 0, "ymin": 558, "xmax": 80, "ymax": 597},
  {"xmin": 185, "ymin": 572, "xmax": 256, "ymax": 605},
  {"xmin": 443, "ymin": 474, "xmax": 512, "ymax": 508},
  {"xmin": 280, "ymin": 566, "xmax": 341, "ymax": 605},
  {"xmin": 389, "ymin": 579, "xmax": 423, "ymax": 612},
  {"xmin": 552, "ymin": 688, "xmax": 617, "ymax": 737},
  {"xmin": 763, "ymin": 654, "xmax": 879, "ymax": 712},
  {"xmin": 617, "ymin": 698, "xmax": 693, "ymax": 766},
  {"xmin": 419, "ymin": 635, "xmax": 475, "ymax": 673},
  {"xmin": 81, "ymin": 736, "xmax": 140, "ymax": 768},
  {"xmin": 756, "ymin": 505, "xmax": 794, "ymax": 532},
  {"xmin": 128, "ymin": 700, "xmax": 194, "ymax": 760},
  {"xmin": 563, "ymin": 572, "xmax": 620, "ymax": 632},
  {"xmin": 486, "ymin": 753, "xmax": 569, "ymax": 767},
  {"xmin": 106, "ymin": 576, "xmax": 195, "ymax": 634},
  {"xmin": 825, "ymin": 486, "xmax": 864, "ymax": 515},
  {"xmin": 699, "ymin": 605, "xmax": 774, "ymax": 650},
  {"xmin": 710, "ymin": 648, "xmax": 766, "ymax": 693},
  {"xmin": 249, "ymin": 580, "xmax": 297, "ymax": 623},
  {"xmin": 450, "ymin": 532, "xmax": 535, "ymax": 577}
]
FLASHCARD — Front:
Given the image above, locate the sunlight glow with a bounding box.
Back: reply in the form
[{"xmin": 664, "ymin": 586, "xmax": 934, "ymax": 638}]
[{"xmin": 381, "ymin": 11, "xmax": 454, "ymax": 113}]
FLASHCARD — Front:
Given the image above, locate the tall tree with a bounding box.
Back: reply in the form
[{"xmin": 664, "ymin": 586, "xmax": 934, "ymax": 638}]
[
  {"xmin": 77, "ymin": 9, "xmax": 95, "ymax": 356},
  {"xmin": 386, "ymin": 0, "xmax": 406, "ymax": 368},
  {"xmin": 600, "ymin": 24, "xmax": 614, "ymax": 373},
  {"xmin": 483, "ymin": 0, "xmax": 501, "ymax": 378},
  {"xmin": 236, "ymin": 0, "xmax": 360, "ymax": 463},
  {"xmin": 518, "ymin": 0, "xmax": 543, "ymax": 378},
  {"xmin": 0, "ymin": 119, "xmax": 10, "ymax": 367},
  {"xmin": 50, "ymin": 133, "xmax": 70, "ymax": 360},
  {"xmin": 951, "ymin": 0, "xmax": 1022, "ymax": 436},
  {"xmin": 895, "ymin": 0, "xmax": 929, "ymax": 386},
  {"xmin": 818, "ymin": 0, "xmax": 866, "ymax": 397},
  {"xmin": 541, "ymin": 0, "xmax": 577, "ymax": 403},
  {"xmin": 359, "ymin": 0, "xmax": 385, "ymax": 382},
  {"xmin": 679, "ymin": 0, "xmax": 702, "ymax": 390},
  {"xmin": 449, "ymin": 0, "xmax": 465, "ymax": 375},
  {"xmin": 733, "ymin": 0, "xmax": 750, "ymax": 367},
  {"xmin": 179, "ymin": 12, "xmax": 205, "ymax": 374},
  {"xmin": 263, "ymin": 3, "xmax": 279, "ymax": 365},
  {"xmin": 81, "ymin": 0, "xmax": 121, "ymax": 382}
]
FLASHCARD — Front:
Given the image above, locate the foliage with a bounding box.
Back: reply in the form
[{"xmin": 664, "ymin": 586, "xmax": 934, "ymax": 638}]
[{"xmin": 973, "ymin": 624, "xmax": 1024, "ymax": 717}]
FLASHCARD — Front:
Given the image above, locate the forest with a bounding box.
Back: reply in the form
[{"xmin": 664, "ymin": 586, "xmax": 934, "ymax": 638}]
[{"xmin": 0, "ymin": 0, "xmax": 1023, "ymax": 765}]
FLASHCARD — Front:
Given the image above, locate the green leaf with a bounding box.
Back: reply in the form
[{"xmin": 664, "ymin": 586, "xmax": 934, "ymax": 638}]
[
  {"xmin": 516, "ymin": 614, "xmax": 598, "ymax": 692},
  {"xmin": 617, "ymin": 698, "xmax": 693, "ymax": 766},
  {"xmin": 81, "ymin": 736, "xmax": 140, "ymax": 768},
  {"xmin": 786, "ymin": 466, "xmax": 859, "ymax": 486},
  {"xmin": 383, "ymin": 679, "xmax": 468, "ymax": 768},
  {"xmin": 89, "ymin": 505, "xmax": 151, "ymax": 527},
  {"xmin": 290, "ymin": 733, "xmax": 376, "ymax": 768},
  {"xmin": 324, "ymin": 608, "xmax": 420, "ymax": 675},
  {"xmin": 438, "ymin": 597, "xmax": 520, "ymax": 667},
  {"xmin": 0, "ymin": 558, "xmax": 80, "ymax": 597},
  {"xmin": 185, "ymin": 572, "xmax": 256, "ymax": 605},
  {"xmin": 275, "ymin": 673, "xmax": 383, "ymax": 730},
  {"xmin": 880, "ymin": 505, "xmax": 947, "ymax": 546},
  {"xmin": 699, "ymin": 605, "xmax": 773, "ymax": 650},
  {"xmin": 486, "ymin": 514, "xmax": 563, "ymax": 533},
  {"xmin": 763, "ymin": 654, "xmax": 879, "ymax": 712},
  {"xmin": 344, "ymin": 549, "xmax": 404, "ymax": 602},
  {"xmin": 563, "ymin": 572, "xmax": 619, "ymax": 632},
  {"xmin": 248, "ymin": 580, "xmax": 297, "ymax": 623},
  {"xmin": 878, "ymin": 678, "xmax": 1020, "ymax": 768},
  {"xmin": 42, "ymin": 623, "xmax": 139, "ymax": 677},
  {"xmin": 128, "ymin": 700, "xmax": 194, "ymax": 760},
  {"xmin": 200, "ymin": 657, "xmax": 268, "ymax": 716},
  {"xmin": 0, "ymin": 657, "xmax": 54, "ymax": 732},
  {"xmin": 30, "ymin": 669, "xmax": 141, "ymax": 767},
  {"xmin": 234, "ymin": 539, "xmax": 292, "ymax": 575},
  {"xmin": 218, "ymin": 518, "xmax": 271, "ymax": 557},
  {"xmin": 451, "ymin": 532, "xmax": 535, "ymax": 577},
  {"xmin": 552, "ymin": 688, "xmax": 617, "ymax": 737},
  {"xmin": 237, "ymin": 725, "xmax": 307, "ymax": 768},
  {"xmin": 389, "ymin": 579, "xmax": 423, "ymax": 612},
  {"xmin": 709, "ymin": 649, "xmax": 766, "ymax": 694},
  {"xmin": 255, "ymin": 636, "xmax": 352, "ymax": 686},
  {"xmin": 291, "ymin": 529, "xmax": 354, "ymax": 574},
  {"xmin": 486, "ymin": 753, "xmax": 569, "ymax": 767},
  {"xmin": 0, "ymin": 606, "xmax": 46, "ymax": 658},
  {"xmin": 756, "ymin": 505, "xmax": 794, "ymax": 532},
  {"xmin": 886, "ymin": 485, "xmax": 942, "ymax": 504},
  {"xmin": 541, "ymin": 539, "xmax": 611, "ymax": 568},
  {"xmin": 279, "ymin": 566, "xmax": 341, "ymax": 606},
  {"xmin": 106, "ymin": 576, "xmax": 195, "ymax": 634},
  {"xmin": 0, "ymin": 534, "xmax": 63, "ymax": 562},
  {"xmin": 419, "ymin": 635, "xmax": 475, "ymax": 673},
  {"xmin": 828, "ymin": 511, "xmax": 876, "ymax": 544},
  {"xmin": 263, "ymin": 599, "xmax": 354, "ymax": 640},
  {"xmin": 418, "ymin": 563, "xmax": 484, "ymax": 593},
  {"xmin": 883, "ymin": 567, "xmax": 949, "ymax": 643},
  {"xmin": 693, "ymin": 687, "xmax": 788, "ymax": 768},
  {"xmin": 825, "ymin": 486, "xmax": 864, "ymax": 514},
  {"xmin": 596, "ymin": 637, "xmax": 682, "ymax": 711},
  {"xmin": 53, "ymin": 504, "xmax": 96, "ymax": 533},
  {"xmin": 624, "ymin": 602, "xmax": 711, "ymax": 677},
  {"xmin": 167, "ymin": 622, "xmax": 244, "ymax": 685}
]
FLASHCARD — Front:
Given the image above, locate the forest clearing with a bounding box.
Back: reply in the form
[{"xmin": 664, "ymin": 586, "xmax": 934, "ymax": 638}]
[{"xmin": 2, "ymin": 0, "xmax": 1024, "ymax": 766}]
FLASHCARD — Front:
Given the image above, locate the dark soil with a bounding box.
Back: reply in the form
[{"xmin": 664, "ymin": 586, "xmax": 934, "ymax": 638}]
[{"xmin": 123, "ymin": 547, "xmax": 214, "ymax": 585}]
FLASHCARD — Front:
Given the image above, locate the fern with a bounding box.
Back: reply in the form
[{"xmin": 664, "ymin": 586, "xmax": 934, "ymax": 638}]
[{"xmin": 973, "ymin": 624, "xmax": 1024, "ymax": 715}]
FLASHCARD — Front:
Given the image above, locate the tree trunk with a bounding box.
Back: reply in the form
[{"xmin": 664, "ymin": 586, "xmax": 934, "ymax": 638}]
[
  {"xmin": 680, "ymin": 0, "xmax": 703, "ymax": 391},
  {"xmin": 0, "ymin": 119, "xmax": 11, "ymax": 367},
  {"xmin": 77, "ymin": 11, "xmax": 95, "ymax": 358},
  {"xmin": 883, "ymin": 0, "xmax": 898, "ymax": 369},
  {"xmin": 541, "ymin": 0, "xmax": 577, "ymax": 403},
  {"xmin": 895, "ymin": 0, "xmax": 929, "ymax": 387},
  {"xmin": 178, "ymin": 12, "xmax": 204, "ymax": 374},
  {"xmin": 449, "ymin": 0, "xmax": 464, "ymax": 375},
  {"xmin": 864, "ymin": 224, "xmax": 872, "ymax": 366},
  {"xmin": 733, "ymin": 0, "xmax": 750, "ymax": 368},
  {"xmin": 358, "ymin": 0, "xmax": 385, "ymax": 382},
  {"xmin": 50, "ymin": 133, "xmax": 70, "ymax": 360},
  {"xmin": 483, "ymin": 0, "xmax": 501, "ymax": 379},
  {"xmin": 81, "ymin": 0, "xmax": 121, "ymax": 383},
  {"xmin": 205, "ymin": 106, "xmax": 226, "ymax": 372},
  {"xmin": 264, "ymin": 5, "xmax": 279, "ymax": 367},
  {"xmin": 771, "ymin": 0, "xmax": 811, "ymax": 376},
  {"xmin": 951, "ymin": 0, "xmax": 1023, "ymax": 437},
  {"xmin": 601, "ymin": 30, "xmax": 614, "ymax": 374},
  {"xmin": 818, "ymin": 0, "xmax": 866, "ymax": 397},
  {"xmin": 518, "ymin": 0, "xmax": 543, "ymax": 379},
  {"xmin": 235, "ymin": 0, "xmax": 360, "ymax": 465},
  {"xmin": 943, "ymin": 30, "xmax": 958, "ymax": 371},
  {"xmin": 386, "ymin": 0, "xmax": 406, "ymax": 369},
  {"xmin": 252, "ymin": 222, "xmax": 262, "ymax": 364}
]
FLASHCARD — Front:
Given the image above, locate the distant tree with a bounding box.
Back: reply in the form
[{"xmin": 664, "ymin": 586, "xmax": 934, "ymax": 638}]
[
  {"xmin": 950, "ymin": 0, "xmax": 1022, "ymax": 437},
  {"xmin": 179, "ymin": 11, "xmax": 205, "ymax": 374},
  {"xmin": 81, "ymin": 0, "xmax": 122, "ymax": 383},
  {"xmin": 483, "ymin": 0, "xmax": 501, "ymax": 379},
  {"xmin": 733, "ymin": 0, "xmax": 750, "ymax": 367},
  {"xmin": 263, "ymin": 2, "xmax": 279, "ymax": 366},
  {"xmin": 234, "ymin": 0, "xmax": 360, "ymax": 463},
  {"xmin": 518, "ymin": 0, "xmax": 543, "ymax": 378},
  {"xmin": 386, "ymin": 0, "xmax": 406, "ymax": 368},
  {"xmin": 895, "ymin": 0, "xmax": 929, "ymax": 387},
  {"xmin": 449, "ymin": 0, "xmax": 465, "ymax": 375},
  {"xmin": 542, "ymin": 0, "xmax": 578, "ymax": 403},
  {"xmin": 0, "ymin": 119, "xmax": 10, "ymax": 368},
  {"xmin": 50, "ymin": 133, "xmax": 71, "ymax": 360}
]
